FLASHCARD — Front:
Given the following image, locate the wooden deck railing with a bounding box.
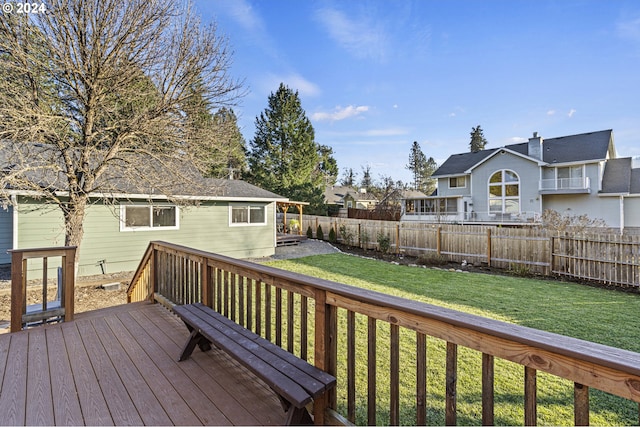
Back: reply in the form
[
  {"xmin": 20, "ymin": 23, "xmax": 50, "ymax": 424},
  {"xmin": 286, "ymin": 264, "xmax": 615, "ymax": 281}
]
[
  {"xmin": 128, "ymin": 241, "xmax": 640, "ymax": 425},
  {"xmin": 10, "ymin": 246, "xmax": 76, "ymax": 333}
]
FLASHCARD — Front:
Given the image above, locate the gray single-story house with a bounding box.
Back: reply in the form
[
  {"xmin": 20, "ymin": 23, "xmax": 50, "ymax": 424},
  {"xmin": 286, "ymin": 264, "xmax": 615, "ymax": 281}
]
[
  {"xmin": 402, "ymin": 129, "xmax": 640, "ymax": 232},
  {"xmin": 0, "ymin": 178, "xmax": 287, "ymax": 275}
]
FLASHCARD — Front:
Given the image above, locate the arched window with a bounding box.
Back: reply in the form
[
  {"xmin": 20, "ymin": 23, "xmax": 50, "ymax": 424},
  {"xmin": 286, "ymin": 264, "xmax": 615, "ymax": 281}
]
[{"xmin": 488, "ymin": 170, "xmax": 520, "ymax": 214}]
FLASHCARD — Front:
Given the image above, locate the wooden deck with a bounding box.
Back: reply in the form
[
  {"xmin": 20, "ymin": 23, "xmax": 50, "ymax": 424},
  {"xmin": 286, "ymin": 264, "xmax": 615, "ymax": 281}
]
[
  {"xmin": 0, "ymin": 302, "xmax": 284, "ymax": 425},
  {"xmin": 276, "ymin": 233, "xmax": 308, "ymax": 246}
]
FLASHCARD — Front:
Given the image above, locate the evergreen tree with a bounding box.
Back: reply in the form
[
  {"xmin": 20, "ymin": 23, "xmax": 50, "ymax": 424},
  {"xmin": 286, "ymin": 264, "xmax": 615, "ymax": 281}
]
[
  {"xmin": 340, "ymin": 168, "xmax": 357, "ymax": 186},
  {"xmin": 470, "ymin": 125, "xmax": 488, "ymax": 152},
  {"xmin": 406, "ymin": 141, "xmax": 427, "ymax": 190},
  {"xmin": 360, "ymin": 165, "xmax": 374, "ymax": 192},
  {"xmin": 318, "ymin": 144, "xmax": 339, "ymax": 186},
  {"xmin": 209, "ymin": 108, "xmax": 247, "ymax": 179},
  {"xmin": 247, "ymin": 83, "xmax": 334, "ymax": 213},
  {"xmin": 423, "ymin": 156, "xmax": 438, "ymax": 195},
  {"xmin": 406, "ymin": 141, "xmax": 437, "ymax": 194}
]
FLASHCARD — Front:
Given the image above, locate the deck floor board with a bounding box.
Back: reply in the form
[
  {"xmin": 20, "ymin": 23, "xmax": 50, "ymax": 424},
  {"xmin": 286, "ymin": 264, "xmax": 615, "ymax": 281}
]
[{"xmin": 0, "ymin": 302, "xmax": 284, "ymax": 426}]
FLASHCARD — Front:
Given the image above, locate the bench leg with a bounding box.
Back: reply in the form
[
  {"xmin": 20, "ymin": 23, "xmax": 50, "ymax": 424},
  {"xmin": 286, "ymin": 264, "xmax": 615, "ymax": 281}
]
[
  {"xmin": 179, "ymin": 329, "xmax": 212, "ymax": 361},
  {"xmin": 284, "ymin": 406, "xmax": 313, "ymax": 425}
]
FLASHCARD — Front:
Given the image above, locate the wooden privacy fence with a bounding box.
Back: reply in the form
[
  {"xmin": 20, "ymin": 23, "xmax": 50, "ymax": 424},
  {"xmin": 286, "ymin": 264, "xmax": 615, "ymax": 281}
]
[
  {"xmin": 302, "ymin": 215, "xmax": 640, "ymax": 287},
  {"xmin": 128, "ymin": 241, "xmax": 640, "ymax": 425}
]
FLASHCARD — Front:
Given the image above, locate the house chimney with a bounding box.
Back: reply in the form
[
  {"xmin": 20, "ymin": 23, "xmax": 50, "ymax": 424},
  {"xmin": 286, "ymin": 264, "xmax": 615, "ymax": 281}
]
[{"xmin": 528, "ymin": 132, "xmax": 543, "ymax": 160}]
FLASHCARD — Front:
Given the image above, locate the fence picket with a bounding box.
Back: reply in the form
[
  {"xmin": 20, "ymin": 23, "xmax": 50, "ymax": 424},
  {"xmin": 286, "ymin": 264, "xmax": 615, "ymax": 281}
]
[{"xmin": 302, "ymin": 215, "xmax": 640, "ymax": 288}]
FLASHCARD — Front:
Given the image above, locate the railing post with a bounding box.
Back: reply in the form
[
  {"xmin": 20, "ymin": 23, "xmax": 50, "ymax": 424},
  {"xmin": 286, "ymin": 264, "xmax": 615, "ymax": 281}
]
[
  {"xmin": 445, "ymin": 342, "xmax": 457, "ymax": 426},
  {"xmin": 63, "ymin": 247, "xmax": 76, "ymax": 322},
  {"xmin": 314, "ymin": 288, "xmax": 336, "ymax": 424},
  {"xmin": 574, "ymin": 383, "xmax": 589, "ymax": 426},
  {"xmin": 10, "ymin": 250, "xmax": 24, "ymax": 333},
  {"xmin": 524, "ymin": 366, "xmax": 537, "ymax": 426}
]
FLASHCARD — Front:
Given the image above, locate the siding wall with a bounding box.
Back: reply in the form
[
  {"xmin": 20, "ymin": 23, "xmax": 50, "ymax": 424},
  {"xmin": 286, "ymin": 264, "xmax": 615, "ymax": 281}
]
[
  {"xmin": 16, "ymin": 197, "xmax": 276, "ymax": 276},
  {"xmin": 0, "ymin": 205, "xmax": 13, "ymax": 265},
  {"xmin": 470, "ymin": 152, "xmax": 541, "ymax": 215}
]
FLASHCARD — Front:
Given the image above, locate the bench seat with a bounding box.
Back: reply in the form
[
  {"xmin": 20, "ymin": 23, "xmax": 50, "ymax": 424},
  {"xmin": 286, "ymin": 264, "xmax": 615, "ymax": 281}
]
[{"xmin": 173, "ymin": 303, "xmax": 336, "ymax": 425}]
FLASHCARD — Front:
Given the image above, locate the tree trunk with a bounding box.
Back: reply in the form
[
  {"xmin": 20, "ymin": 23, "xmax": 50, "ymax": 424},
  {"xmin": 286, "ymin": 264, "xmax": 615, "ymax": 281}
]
[{"xmin": 62, "ymin": 196, "xmax": 87, "ymax": 279}]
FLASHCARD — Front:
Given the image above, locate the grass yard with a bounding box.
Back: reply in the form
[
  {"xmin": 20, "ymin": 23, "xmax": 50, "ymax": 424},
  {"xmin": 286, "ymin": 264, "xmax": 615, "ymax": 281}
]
[{"xmin": 267, "ymin": 253, "xmax": 640, "ymax": 426}]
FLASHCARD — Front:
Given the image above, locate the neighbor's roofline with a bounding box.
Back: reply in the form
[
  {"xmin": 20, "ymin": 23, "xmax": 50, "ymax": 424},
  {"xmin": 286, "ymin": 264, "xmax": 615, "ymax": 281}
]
[
  {"xmin": 464, "ymin": 147, "xmax": 546, "ymax": 173},
  {"xmin": 7, "ymin": 189, "xmax": 288, "ymax": 203}
]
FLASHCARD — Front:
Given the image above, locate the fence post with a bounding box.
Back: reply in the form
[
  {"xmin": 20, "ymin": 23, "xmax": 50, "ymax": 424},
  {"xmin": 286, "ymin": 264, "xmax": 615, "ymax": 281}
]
[
  {"xmin": 358, "ymin": 223, "xmax": 362, "ymax": 248},
  {"xmin": 396, "ymin": 223, "xmax": 400, "ymax": 255},
  {"xmin": 487, "ymin": 228, "xmax": 492, "ymax": 267},
  {"xmin": 437, "ymin": 226, "xmax": 442, "ymax": 256},
  {"xmin": 549, "ymin": 236, "xmax": 554, "ymax": 275}
]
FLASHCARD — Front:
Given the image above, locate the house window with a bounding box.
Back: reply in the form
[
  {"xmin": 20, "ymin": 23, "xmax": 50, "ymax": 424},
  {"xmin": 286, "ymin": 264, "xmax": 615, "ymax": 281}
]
[
  {"xmin": 230, "ymin": 204, "xmax": 267, "ymax": 226},
  {"xmin": 121, "ymin": 205, "xmax": 178, "ymax": 231},
  {"xmin": 488, "ymin": 170, "xmax": 520, "ymax": 214},
  {"xmin": 557, "ymin": 166, "xmax": 583, "ymax": 188},
  {"xmin": 449, "ymin": 176, "xmax": 466, "ymax": 188}
]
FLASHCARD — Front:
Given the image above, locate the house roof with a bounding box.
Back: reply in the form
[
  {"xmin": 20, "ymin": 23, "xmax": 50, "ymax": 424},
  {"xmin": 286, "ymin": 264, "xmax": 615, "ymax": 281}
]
[
  {"xmin": 433, "ymin": 129, "xmax": 614, "ymax": 176},
  {"xmin": 0, "ymin": 142, "xmax": 285, "ymax": 201},
  {"xmin": 324, "ymin": 186, "xmax": 378, "ymax": 204},
  {"xmin": 541, "ymin": 130, "xmax": 613, "ymax": 164},
  {"xmin": 601, "ymin": 157, "xmax": 640, "ymax": 195}
]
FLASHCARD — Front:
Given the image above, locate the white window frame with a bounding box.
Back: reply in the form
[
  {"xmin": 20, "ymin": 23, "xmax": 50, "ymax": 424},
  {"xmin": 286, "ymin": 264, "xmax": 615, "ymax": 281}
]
[
  {"xmin": 449, "ymin": 176, "xmax": 466, "ymax": 189},
  {"xmin": 488, "ymin": 169, "xmax": 520, "ymax": 215},
  {"xmin": 229, "ymin": 204, "xmax": 267, "ymax": 227},
  {"xmin": 120, "ymin": 204, "xmax": 180, "ymax": 232}
]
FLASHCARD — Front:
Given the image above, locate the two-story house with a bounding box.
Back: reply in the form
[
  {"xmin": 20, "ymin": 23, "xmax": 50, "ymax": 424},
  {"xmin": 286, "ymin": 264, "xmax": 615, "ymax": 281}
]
[{"xmin": 402, "ymin": 130, "xmax": 640, "ymax": 232}]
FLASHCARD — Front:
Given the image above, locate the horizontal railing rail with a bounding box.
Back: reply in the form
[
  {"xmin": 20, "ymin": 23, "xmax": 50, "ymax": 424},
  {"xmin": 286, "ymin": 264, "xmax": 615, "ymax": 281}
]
[{"xmin": 128, "ymin": 241, "xmax": 640, "ymax": 425}]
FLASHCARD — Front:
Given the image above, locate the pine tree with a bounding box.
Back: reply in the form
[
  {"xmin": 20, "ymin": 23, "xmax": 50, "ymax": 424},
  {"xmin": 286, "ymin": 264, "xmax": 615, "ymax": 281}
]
[
  {"xmin": 247, "ymin": 83, "xmax": 334, "ymax": 213},
  {"xmin": 423, "ymin": 156, "xmax": 438, "ymax": 195},
  {"xmin": 360, "ymin": 165, "xmax": 373, "ymax": 192},
  {"xmin": 406, "ymin": 141, "xmax": 427, "ymax": 190},
  {"xmin": 340, "ymin": 168, "xmax": 357, "ymax": 186},
  {"xmin": 209, "ymin": 108, "xmax": 247, "ymax": 179},
  {"xmin": 470, "ymin": 125, "xmax": 488, "ymax": 152}
]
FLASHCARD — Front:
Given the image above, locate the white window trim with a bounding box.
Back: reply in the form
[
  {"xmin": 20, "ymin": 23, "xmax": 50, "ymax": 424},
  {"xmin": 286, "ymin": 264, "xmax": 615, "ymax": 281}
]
[
  {"xmin": 449, "ymin": 176, "xmax": 467, "ymax": 189},
  {"xmin": 487, "ymin": 169, "xmax": 521, "ymax": 215},
  {"xmin": 120, "ymin": 204, "xmax": 180, "ymax": 232},
  {"xmin": 229, "ymin": 204, "xmax": 268, "ymax": 227}
]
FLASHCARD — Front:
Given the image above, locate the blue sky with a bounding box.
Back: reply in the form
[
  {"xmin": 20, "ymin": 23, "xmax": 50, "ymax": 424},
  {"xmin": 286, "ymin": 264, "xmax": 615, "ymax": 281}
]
[{"xmin": 194, "ymin": 0, "xmax": 640, "ymax": 184}]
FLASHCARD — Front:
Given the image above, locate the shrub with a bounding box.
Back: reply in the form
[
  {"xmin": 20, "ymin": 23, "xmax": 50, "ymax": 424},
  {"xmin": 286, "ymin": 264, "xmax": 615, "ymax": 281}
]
[
  {"xmin": 306, "ymin": 225, "xmax": 313, "ymax": 239},
  {"xmin": 316, "ymin": 224, "xmax": 324, "ymax": 240},
  {"xmin": 377, "ymin": 232, "xmax": 391, "ymax": 254},
  {"xmin": 328, "ymin": 227, "xmax": 337, "ymax": 243},
  {"xmin": 339, "ymin": 224, "xmax": 354, "ymax": 246},
  {"xmin": 509, "ymin": 262, "xmax": 531, "ymax": 276}
]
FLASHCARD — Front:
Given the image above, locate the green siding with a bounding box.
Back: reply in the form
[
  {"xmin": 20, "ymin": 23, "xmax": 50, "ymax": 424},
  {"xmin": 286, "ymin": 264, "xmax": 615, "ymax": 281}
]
[
  {"xmin": 16, "ymin": 197, "xmax": 276, "ymax": 276},
  {"xmin": 0, "ymin": 205, "xmax": 12, "ymax": 265}
]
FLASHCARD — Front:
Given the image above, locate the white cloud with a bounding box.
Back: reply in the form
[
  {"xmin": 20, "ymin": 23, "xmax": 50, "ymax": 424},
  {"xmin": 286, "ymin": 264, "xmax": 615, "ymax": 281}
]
[
  {"xmin": 223, "ymin": 0, "xmax": 264, "ymax": 32},
  {"xmin": 315, "ymin": 7, "xmax": 389, "ymax": 61},
  {"xmin": 547, "ymin": 110, "xmax": 556, "ymax": 116},
  {"xmin": 568, "ymin": 109, "xmax": 577, "ymax": 118},
  {"xmin": 617, "ymin": 16, "xmax": 640, "ymax": 42},
  {"xmin": 508, "ymin": 137, "xmax": 528, "ymax": 144},
  {"xmin": 312, "ymin": 105, "xmax": 369, "ymax": 121},
  {"xmin": 261, "ymin": 73, "xmax": 321, "ymax": 98}
]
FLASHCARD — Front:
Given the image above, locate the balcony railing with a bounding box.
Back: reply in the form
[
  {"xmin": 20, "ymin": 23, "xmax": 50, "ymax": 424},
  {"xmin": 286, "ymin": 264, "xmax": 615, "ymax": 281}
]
[
  {"xmin": 403, "ymin": 210, "xmax": 540, "ymax": 224},
  {"xmin": 539, "ymin": 177, "xmax": 591, "ymax": 192},
  {"xmin": 128, "ymin": 241, "xmax": 640, "ymax": 425}
]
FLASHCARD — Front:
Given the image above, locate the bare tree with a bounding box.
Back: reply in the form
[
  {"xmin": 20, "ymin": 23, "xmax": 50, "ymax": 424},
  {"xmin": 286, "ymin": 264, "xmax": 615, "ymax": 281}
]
[{"xmin": 0, "ymin": 1, "xmax": 243, "ymax": 256}]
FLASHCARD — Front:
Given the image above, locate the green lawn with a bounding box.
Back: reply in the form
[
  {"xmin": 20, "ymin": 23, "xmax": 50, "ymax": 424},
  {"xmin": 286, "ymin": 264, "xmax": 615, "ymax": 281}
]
[{"xmin": 267, "ymin": 253, "xmax": 640, "ymax": 426}]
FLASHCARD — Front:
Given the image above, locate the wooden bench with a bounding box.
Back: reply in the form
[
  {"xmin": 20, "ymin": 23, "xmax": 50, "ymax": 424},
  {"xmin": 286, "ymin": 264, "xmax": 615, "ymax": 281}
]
[{"xmin": 172, "ymin": 303, "xmax": 336, "ymax": 425}]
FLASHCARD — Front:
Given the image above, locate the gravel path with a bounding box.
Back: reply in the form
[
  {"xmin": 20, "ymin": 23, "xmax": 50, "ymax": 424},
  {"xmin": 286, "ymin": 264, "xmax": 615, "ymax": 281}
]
[{"xmin": 246, "ymin": 239, "xmax": 341, "ymax": 262}]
